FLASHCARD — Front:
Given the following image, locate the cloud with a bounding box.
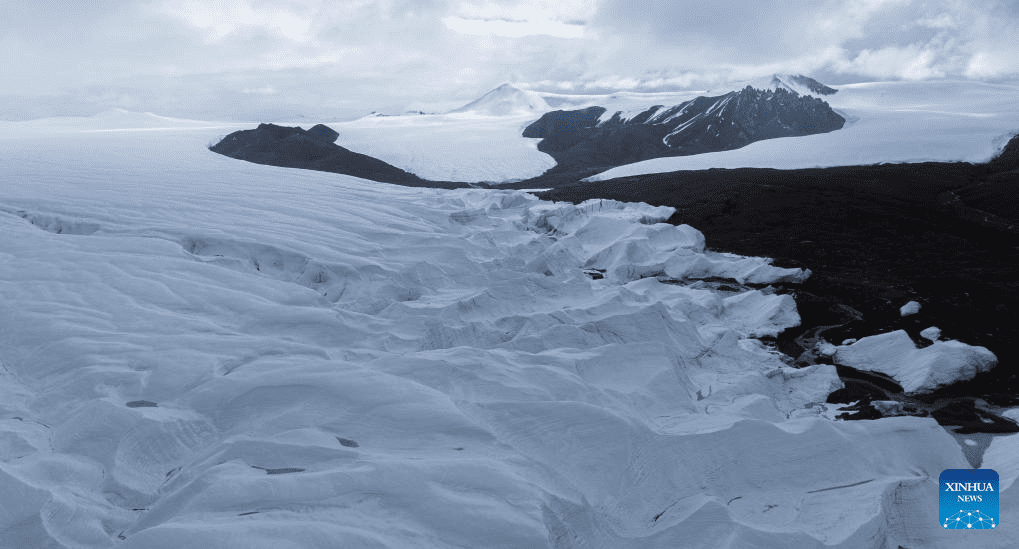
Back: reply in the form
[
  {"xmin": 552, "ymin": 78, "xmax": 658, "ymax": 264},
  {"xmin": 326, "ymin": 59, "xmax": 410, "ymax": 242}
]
[
  {"xmin": 440, "ymin": 1, "xmax": 594, "ymax": 37},
  {"xmin": 442, "ymin": 16, "xmax": 584, "ymax": 38},
  {"xmin": 2, "ymin": 0, "xmax": 1019, "ymax": 121},
  {"xmin": 241, "ymin": 85, "xmax": 278, "ymax": 95},
  {"xmin": 531, "ymin": 0, "xmax": 1019, "ymax": 91},
  {"xmin": 836, "ymin": 43, "xmax": 956, "ymax": 80},
  {"xmin": 159, "ymin": 0, "xmax": 315, "ymax": 43}
]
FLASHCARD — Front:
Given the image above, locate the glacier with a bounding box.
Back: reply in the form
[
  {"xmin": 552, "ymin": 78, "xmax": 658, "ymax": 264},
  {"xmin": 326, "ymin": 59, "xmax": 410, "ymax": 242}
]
[{"xmin": 0, "ymin": 113, "xmax": 1016, "ymax": 548}]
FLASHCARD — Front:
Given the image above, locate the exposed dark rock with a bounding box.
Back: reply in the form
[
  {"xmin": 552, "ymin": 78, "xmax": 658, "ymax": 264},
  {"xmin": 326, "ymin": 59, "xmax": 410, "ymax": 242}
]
[
  {"xmin": 209, "ymin": 123, "xmax": 471, "ymax": 189},
  {"xmin": 251, "ymin": 466, "xmax": 306, "ymax": 475},
  {"xmin": 987, "ymin": 132, "xmax": 1019, "ymax": 174},
  {"xmin": 520, "ymin": 87, "xmax": 845, "ymax": 184},
  {"xmin": 535, "ymin": 139, "xmax": 1019, "ymax": 430},
  {"xmin": 521, "ymin": 106, "xmax": 607, "ymax": 148},
  {"xmin": 336, "ymin": 437, "xmax": 359, "ymax": 448},
  {"xmin": 264, "ymin": 467, "xmax": 305, "ymax": 475},
  {"xmin": 930, "ymin": 400, "xmax": 1019, "ymax": 434},
  {"xmin": 777, "ymin": 74, "xmax": 838, "ymax": 96},
  {"xmin": 126, "ymin": 400, "xmax": 158, "ymax": 408},
  {"xmin": 307, "ymin": 124, "xmax": 339, "ymax": 143}
]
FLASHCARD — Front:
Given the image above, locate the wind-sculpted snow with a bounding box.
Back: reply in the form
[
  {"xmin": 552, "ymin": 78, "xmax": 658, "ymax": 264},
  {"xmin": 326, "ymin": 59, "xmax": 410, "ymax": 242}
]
[{"xmin": 0, "ymin": 120, "xmax": 1009, "ymax": 548}]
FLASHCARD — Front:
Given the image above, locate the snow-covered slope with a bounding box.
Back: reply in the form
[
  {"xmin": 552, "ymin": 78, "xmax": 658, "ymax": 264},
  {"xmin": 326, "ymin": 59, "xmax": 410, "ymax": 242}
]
[
  {"xmin": 0, "ymin": 108, "xmax": 250, "ymax": 138},
  {"xmin": 541, "ymin": 89, "xmax": 709, "ymax": 118},
  {"xmin": 587, "ymin": 80, "xmax": 1019, "ymax": 181},
  {"xmin": 769, "ymin": 74, "xmax": 838, "ymax": 96},
  {"xmin": 450, "ymin": 83, "xmax": 549, "ymax": 116},
  {"xmin": 305, "ymin": 84, "xmax": 556, "ymax": 183},
  {"xmin": 521, "ymin": 87, "xmax": 845, "ymax": 180},
  {"xmin": 708, "ymin": 74, "xmax": 839, "ymax": 98},
  {"xmin": 0, "ymin": 117, "xmax": 1012, "ymax": 548}
]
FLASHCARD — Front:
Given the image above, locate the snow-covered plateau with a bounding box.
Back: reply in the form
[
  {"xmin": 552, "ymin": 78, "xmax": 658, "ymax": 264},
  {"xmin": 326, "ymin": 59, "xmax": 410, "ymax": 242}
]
[{"xmin": 0, "ymin": 113, "xmax": 1016, "ymax": 548}]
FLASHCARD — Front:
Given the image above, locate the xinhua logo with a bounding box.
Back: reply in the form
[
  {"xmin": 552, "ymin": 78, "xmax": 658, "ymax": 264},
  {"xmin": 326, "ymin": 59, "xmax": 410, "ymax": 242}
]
[{"xmin": 940, "ymin": 469, "xmax": 999, "ymax": 529}]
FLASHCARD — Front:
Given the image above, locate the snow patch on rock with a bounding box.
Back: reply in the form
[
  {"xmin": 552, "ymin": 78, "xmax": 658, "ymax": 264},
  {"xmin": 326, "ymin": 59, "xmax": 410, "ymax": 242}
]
[
  {"xmin": 900, "ymin": 300, "xmax": 921, "ymax": 316},
  {"xmin": 833, "ymin": 330, "xmax": 997, "ymax": 393},
  {"xmin": 920, "ymin": 326, "xmax": 942, "ymax": 341}
]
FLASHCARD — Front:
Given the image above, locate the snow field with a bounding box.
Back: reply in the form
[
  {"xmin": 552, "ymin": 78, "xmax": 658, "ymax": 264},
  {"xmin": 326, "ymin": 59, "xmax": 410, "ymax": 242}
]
[
  {"xmin": 307, "ymin": 87, "xmax": 711, "ymax": 184},
  {"xmin": 323, "ymin": 112, "xmax": 557, "ymax": 183},
  {"xmin": 0, "ymin": 116, "xmax": 1011, "ymax": 548}
]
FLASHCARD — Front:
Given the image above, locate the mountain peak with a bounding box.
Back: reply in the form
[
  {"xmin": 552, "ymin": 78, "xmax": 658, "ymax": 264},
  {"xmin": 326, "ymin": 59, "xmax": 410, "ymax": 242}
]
[
  {"xmin": 450, "ymin": 83, "xmax": 549, "ymax": 116},
  {"xmin": 709, "ymin": 74, "xmax": 837, "ymax": 98},
  {"xmin": 770, "ymin": 74, "xmax": 838, "ymax": 96}
]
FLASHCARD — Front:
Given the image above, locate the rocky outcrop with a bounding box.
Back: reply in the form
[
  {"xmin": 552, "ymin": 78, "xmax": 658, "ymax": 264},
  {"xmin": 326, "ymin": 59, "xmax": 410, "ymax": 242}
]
[
  {"xmin": 522, "ymin": 87, "xmax": 846, "ymax": 184},
  {"xmin": 209, "ymin": 123, "xmax": 468, "ymax": 188},
  {"xmin": 987, "ymin": 131, "xmax": 1019, "ymax": 173},
  {"xmin": 307, "ymin": 123, "xmax": 339, "ymax": 143},
  {"xmin": 768, "ymin": 74, "xmax": 838, "ymax": 96}
]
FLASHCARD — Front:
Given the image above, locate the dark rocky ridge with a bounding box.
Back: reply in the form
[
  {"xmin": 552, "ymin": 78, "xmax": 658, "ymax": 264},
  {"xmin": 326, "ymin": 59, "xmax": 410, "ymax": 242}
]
[
  {"xmin": 209, "ymin": 123, "xmax": 472, "ymax": 189},
  {"xmin": 536, "ymin": 137, "xmax": 1019, "ymax": 433},
  {"xmin": 520, "ymin": 86, "xmax": 846, "ymax": 185},
  {"xmin": 774, "ymin": 74, "xmax": 838, "ymax": 96}
]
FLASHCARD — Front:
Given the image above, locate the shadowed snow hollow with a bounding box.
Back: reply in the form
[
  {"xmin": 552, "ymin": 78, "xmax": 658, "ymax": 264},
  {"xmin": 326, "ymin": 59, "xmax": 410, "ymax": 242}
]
[{"xmin": 0, "ymin": 118, "xmax": 1003, "ymax": 548}]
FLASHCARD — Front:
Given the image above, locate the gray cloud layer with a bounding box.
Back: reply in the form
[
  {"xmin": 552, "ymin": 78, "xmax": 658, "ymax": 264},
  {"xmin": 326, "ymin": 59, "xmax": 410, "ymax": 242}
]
[{"xmin": 1, "ymin": 0, "xmax": 1016, "ymax": 120}]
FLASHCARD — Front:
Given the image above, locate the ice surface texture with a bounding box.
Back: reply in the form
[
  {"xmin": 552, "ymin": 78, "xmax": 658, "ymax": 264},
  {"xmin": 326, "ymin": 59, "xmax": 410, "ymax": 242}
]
[{"xmin": 0, "ymin": 116, "xmax": 1010, "ymax": 548}]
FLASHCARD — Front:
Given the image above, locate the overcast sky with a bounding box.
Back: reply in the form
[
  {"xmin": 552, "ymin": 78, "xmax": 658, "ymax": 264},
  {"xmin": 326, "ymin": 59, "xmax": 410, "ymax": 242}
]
[{"xmin": 2, "ymin": 0, "xmax": 1018, "ymax": 120}]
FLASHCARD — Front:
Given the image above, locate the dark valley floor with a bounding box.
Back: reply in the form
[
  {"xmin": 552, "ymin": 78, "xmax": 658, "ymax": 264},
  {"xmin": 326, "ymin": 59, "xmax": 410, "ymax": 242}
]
[{"xmin": 535, "ymin": 149, "xmax": 1019, "ymax": 426}]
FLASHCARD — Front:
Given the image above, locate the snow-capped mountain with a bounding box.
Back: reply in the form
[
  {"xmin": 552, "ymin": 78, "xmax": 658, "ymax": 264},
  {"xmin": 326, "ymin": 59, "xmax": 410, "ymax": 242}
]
[
  {"xmin": 708, "ymin": 73, "xmax": 839, "ymax": 98},
  {"xmin": 768, "ymin": 73, "xmax": 838, "ymax": 96},
  {"xmin": 521, "ymin": 85, "xmax": 845, "ymax": 183},
  {"xmin": 449, "ymin": 83, "xmax": 550, "ymax": 116}
]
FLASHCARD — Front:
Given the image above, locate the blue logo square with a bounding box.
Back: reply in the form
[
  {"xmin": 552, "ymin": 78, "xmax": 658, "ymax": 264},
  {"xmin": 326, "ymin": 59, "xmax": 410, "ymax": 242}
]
[{"xmin": 940, "ymin": 469, "xmax": 999, "ymax": 529}]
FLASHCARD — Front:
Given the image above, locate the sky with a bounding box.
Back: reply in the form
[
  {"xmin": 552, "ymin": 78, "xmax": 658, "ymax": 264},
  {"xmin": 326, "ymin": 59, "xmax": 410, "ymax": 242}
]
[{"xmin": 1, "ymin": 0, "xmax": 1018, "ymax": 120}]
